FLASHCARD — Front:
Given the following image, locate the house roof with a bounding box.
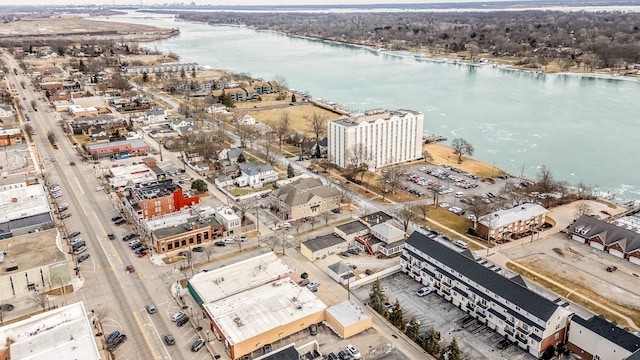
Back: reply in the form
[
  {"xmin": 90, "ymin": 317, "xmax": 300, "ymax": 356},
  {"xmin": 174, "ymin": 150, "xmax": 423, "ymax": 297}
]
[
  {"xmin": 328, "ymin": 261, "xmax": 353, "ymax": 275},
  {"xmin": 239, "ymin": 162, "xmax": 273, "ymax": 176},
  {"xmin": 228, "ymin": 149, "xmax": 243, "ymax": 158},
  {"xmin": 336, "ymin": 220, "xmax": 369, "ymax": 235},
  {"xmin": 405, "ymin": 231, "xmax": 561, "ymax": 321},
  {"xmin": 479, "ymin": 203, "xmax": 548, "ymax": 228},
  {"xmin": 178, "ymin": 124, "xmax": 200, "ymax": 133},
  {"xmin": 360, "ymin": 211, "xmax": 393, "ymax": 226},
  {"xmin": 568, "ymin": 215, "xmax": 640, "ymax": 253},
  {"xmin": 273, "ymin": 177, "xmax": 340, "ymax": 207},
  {"xmin": 572, "ymin": 315, "xmax": 640, "ymax": 353},
  {"xmin": 302, "ymin": 233, "xmax": 345, "ymax": 252}
]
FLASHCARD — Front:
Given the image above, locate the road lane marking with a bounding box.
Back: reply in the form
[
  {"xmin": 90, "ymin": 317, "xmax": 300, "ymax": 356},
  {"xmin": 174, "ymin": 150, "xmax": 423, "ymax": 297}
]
[
  {"xmin": 74, "ymin": 177, "xmax": 85, "ymax": 195},
  {"xmin": 143, "ymin": 312, "xmax": 173, "ymax": 360},
  {"xmin": 132, "ymin": 311, "xmax": 160, "ymax": 360}
]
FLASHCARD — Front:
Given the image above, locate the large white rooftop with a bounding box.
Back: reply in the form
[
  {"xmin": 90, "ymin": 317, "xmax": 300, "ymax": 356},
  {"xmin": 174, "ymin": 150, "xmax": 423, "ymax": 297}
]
[
  {"xmin": 0, "ymin": 183, "xmax": 50, "ymax": 223},
  {"xmin": 189, "ymin": 252, "xmax": 293, "ymax": 304},
  {"xmin": 326, "ymin": 300, "xmax": 371, "ymax": 328},
  {"xmin": 144, "ymin": 209, "xmax": 192, "ymax": 231},
  {"xmin": 479, "ymin": 203, "xmax": 548, "ymax": 228},
  {"xmin": 0, "ymin": 302, "xmax": 100, "ymax": 360},
  {"xmin": 108, "ymin": 164, "xmax": 157, "ymax": 188},
  {"xmin": 203, "ymin": 277, "xmax": 326, "ymax": 346}
]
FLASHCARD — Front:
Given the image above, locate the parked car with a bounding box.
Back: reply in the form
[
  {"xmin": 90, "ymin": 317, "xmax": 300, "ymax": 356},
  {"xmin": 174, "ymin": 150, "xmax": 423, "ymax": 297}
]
[
  {"xmin": 106, "ymin": 334, "xmax": 127, "ymax": 351},
  {"xmin": 346, "ymin": 344, "xmax": 361, "ymax": 359},
  {"xmin": 338, "ymin": 350, "xmax": 351, "ymax": 360},
  {"xmin": 346, "ymin": 248, "xmax": 359, "ymax": 255},
  {"xmin": 453, "ymin": 240, "xmax": 469, "ymax": 249},
  {"xmin": 327, "ymin": 353, "xmax": 339, "ymax": 360},
  {"xmin": 164, "ymin": 333, "xmax": 175, "ymax": 345},
  {"xmin": 68, "ymin": 231, "xmax": 81, "ymax": 238},
  {"xmin": 214, "ymin": 241, "xmax": 226, "ymax": 247},
  {"xmin": 190, "ymin": 338, "xmax": 205, "ymax": 352},
  {"xmin": 416, "ymin": 286, "xmax": 433, "ymax": 297},
  {"xmin": 298, "ymin": 279, "xmax": 310, "ymax": 287},
  {"xmin": 126, "ymin": 265, "xmax": 135, "ymax": 273},
  {"xmin": 123, "ymin": 233, "xmax": 137, "ymax": 241},
  {"xmin": 607, "ymin": 265, "xmax": 618, "ymax": 272},
  {"xmin": 77, "ymin": 254, "xmax": 90, "ymax": 263},
  {"xmin": 106, "ymin": 331, "xmax": 121, "ymax": 345},
  {"xmin": 107, "ymin": 233, "xmax": 115, "ymax": 240},
  {"xmin": 170, "ymin": 312, "xmax": 185, "ymax": 322},
  {"xmin": 146, "ymin": 304, "xmax": 157, "ymax": 314},
  {"xmin": 601, "ymin": 210, "xmax": 612, "ymax": 216},
  {"xmin": 307, "ymin": 280, "xmax": 320, "ymax": 290},
  {"xmin": 223, "ymin": 238, "xmax": 235, "ymax": 244},
  {"xmin": 176, "ymin": 314, "xmax": 189, "ymax": 327},
  {"xmin": 111, "ymin": 215, "xmax": 123, "ymax": 222},
  {"xmin": 192, "ymin": 246, "xmax": 204, "ymax": 252},
  {"xmin": 61, "ymin": 212, "xmax": 72, "ymax": 219},
  {"xmin": 115, "ymin": 218, "xmax": 127, "ymax": 225},
  {"xmin": 309, "ymin": 324, "xmax": 318, "ymax": 336},
  {"xmin": 95, "ymin": 186, "xmax": 104, "ymax": 192}
]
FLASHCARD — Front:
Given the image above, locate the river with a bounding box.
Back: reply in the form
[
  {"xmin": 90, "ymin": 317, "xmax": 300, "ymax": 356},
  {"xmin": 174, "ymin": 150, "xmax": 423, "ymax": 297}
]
[{"xmin": 98, "ymin": 12, "xmax": 640, "ymax": 201}]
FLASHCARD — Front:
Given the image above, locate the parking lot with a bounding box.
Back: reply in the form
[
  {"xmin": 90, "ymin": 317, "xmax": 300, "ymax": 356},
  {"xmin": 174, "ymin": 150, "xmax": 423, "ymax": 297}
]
[{"xmin": 352, "ymin": 272, "xmax": 535, "ymax": 360}]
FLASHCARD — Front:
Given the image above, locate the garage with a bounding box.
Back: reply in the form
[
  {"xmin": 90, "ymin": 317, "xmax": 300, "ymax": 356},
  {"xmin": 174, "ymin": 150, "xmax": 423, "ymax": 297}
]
[
  {"xmin": 590, "ymin": 241, "xmax": 604, "ymax": 251},
  {"xmin": 630, "ymin": 256, "xmax": 640, "ymax": 265},
  {"xmin": 608, "ymin": 248, "xmax": 624, "ymax": 258},
  {"xmin": 571, "ymin": 235, "xmax": 586, "ymax": 243}
]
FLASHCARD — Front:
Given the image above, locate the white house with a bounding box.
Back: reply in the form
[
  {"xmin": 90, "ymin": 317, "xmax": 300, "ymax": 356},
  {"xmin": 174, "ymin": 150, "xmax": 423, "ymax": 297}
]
[
  {"xmin": 213, "ymin": 206, "xmax": 241, "ymax": 235},
  {"xmin": 235, "ymin": 162, "xmax": 278, "ymax": 188},
  {"xmin": 145, "ymin": 106, "xmax": 167, "ymax": 124},
  {"xmin": 170, "ymin": 117, "xmax": 194, "ymax": 131}
]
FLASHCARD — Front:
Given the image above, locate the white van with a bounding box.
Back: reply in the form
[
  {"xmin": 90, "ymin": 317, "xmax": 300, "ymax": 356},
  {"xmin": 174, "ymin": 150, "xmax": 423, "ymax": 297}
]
[{"xmin": 453, "ymin": 240, "xmax": 469, "ymax": 249}]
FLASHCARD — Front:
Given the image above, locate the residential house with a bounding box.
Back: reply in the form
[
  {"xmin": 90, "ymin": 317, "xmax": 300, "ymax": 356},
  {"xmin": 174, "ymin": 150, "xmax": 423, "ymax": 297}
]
[
  {"xmin": 177, "ymin": 124, "xmax": 200, "ymax": 137},
  {"xmin": 123, "ymin": 62, "xmax": 198, "ymax": 74},
  {"xmin": 237, "ymin": 115, "xmax": 256, "ymax": 126},
  {"xmin": 327, "ymin": 261, "xmax": 356, "ymax": 285},
  {"xmin": 235, "ymin": 162, "xmax": 278, "ymax": 188},
  {"xmin": 401, "ymin": 231, "xmax": 573, "ymax": 358},
  {"xmin": 567, "ymin": 215, "xmax": 640, "ymax": 265},
  {"xmin": 212, "ymin": 88, "xmax": 249, "ymax": 103},
  {"xmin": 145, "ymin": 106, "xmax": 167, "ymax": 124},
  {"xmin": 251, "ymin": 80, "xmax": 273, "ymax": 94},
  {"xmin": 334, "ymin": 221, "xmax": 370, "ymax": 247},
  {"xmin": 477, "ymin": 203, "xmax": 548, "ymax": 242},
  {"xmin": 89, "ymin": 127, "xmax": 108, "ymax": 142},
  {"xmin": 271, "ymin": 177, "xmax": 340, "ymax": 221},
  {"xmin": 170, "ymin": 117, "xmax": 194, "ymax": 131},
  {"xmin": 311, "ymin": 137, "xmax": 328, "ymax": 157},
  {"xmin": 328, "ymin": 109, "xmax": 424, "ymax": 170},
  {"xmin": 567, "ymin": 315, "xmax": 640, "ymax": 360},
  {"xmin": 370, "ymin": 222, "xmax": 405, "ymax": 256},
  {"xmin": 244, "ymin": 86, "xmax": 259, "ymax": 100}
]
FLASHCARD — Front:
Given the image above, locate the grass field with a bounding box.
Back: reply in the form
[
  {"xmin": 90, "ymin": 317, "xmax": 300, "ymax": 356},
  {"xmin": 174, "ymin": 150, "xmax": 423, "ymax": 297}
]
[{"xmin": 425, "ymin": 143, "xmax": 505, "ymax": 178}]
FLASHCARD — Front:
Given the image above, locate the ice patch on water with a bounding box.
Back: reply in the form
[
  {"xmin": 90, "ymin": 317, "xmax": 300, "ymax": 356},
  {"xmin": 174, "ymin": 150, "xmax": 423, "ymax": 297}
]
[{"xmin": 440, "ymin": 113, "xmax": 447, "ymax": 116}]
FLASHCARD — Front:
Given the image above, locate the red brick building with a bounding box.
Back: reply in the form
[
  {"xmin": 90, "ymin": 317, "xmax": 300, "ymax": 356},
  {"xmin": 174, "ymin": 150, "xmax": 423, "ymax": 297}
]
[
  {"xmin": 84, "ymin": 139, "xmax": 150, "ymax": 160},
  {"xmin": 129, "ymin": 181, "xmax": 199, "ymax": 220}
]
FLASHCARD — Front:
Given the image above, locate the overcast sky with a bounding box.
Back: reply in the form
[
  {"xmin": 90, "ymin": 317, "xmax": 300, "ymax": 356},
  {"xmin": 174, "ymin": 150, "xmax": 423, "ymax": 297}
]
[{"xmin": 16, "ymin": 0, "xmax": 503, "ymax": 7}]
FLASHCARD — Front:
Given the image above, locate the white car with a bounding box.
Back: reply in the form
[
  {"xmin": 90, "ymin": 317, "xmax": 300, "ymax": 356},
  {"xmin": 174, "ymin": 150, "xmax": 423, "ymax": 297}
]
[
  {"xmin": 52, "ymin": 192, "xmax": 63, "ymax": 198},
  {"xmin": 282, "ymin": 222, "xmax": 291, "ymax": 229},
  {"xmin": 170, "ymin": 311, "xmax": 185, "ymax": 322},
  {"xmin": 307, "ymin": 280, "xmax": 320, "ymax": 290},
  {"xmin": 95, "ymin": 186, "xmax": 104, "ymax": 192},
  {"xmin": 346, "ymin": 344, "xmax": 361, "ymax": 359},
  {"xmin": 454, "ymin": 240, "xmax": 469, "ymax": 249},
  {"xmin": 416, "ymin": 286, "xmax": 433, "ymax": 297},
  {"xmin": 223, "ymin": 238, "xmax": 235, "ymax": 244}
]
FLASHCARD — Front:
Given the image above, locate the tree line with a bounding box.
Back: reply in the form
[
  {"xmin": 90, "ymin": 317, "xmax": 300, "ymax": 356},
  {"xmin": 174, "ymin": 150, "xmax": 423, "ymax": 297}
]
[{"xmin": 175, "ymin": 10, "xmax": 640, "ymax": 70}]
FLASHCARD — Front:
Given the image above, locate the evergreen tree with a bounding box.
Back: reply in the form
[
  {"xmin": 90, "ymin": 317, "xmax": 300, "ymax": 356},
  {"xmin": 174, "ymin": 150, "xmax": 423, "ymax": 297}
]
[
  {"xmin": 220, "ymin": 91, "xmax": 235, "ymax": 108},
  {"xmin": 142, "ymin": 72, "xmax": 148, "ymax": 82},
  {"xmin": 389, "ymin": 299, "xmax": 404, "ymax": 329},
  {"xmin": 444, "ymin": 337, "xmax": 461, "ymax": 360},
  {"xmin": 291, "ymin": 93, "xmax": 297, "ymax": 102},
  {"xmin": 287, "ymin": 163, "xmax": 295, "ymax": 178},
  {"xmin": 368, "ymin": 278, "xmax": 386, "ymax": 315},
  {"xmin": 422, "ymin": 327, "xmax": 441, "ymax": 356},
  {"xmin": 237, "ymin": 153, "xmax": 246, "ymax": 163},
  {"xmin": 315, "ymin": 144, "xmax": 321, "ymax": 158},
  {"xmin": 405, "ymin": 317, "xmax": 420, "ymax": 341}
]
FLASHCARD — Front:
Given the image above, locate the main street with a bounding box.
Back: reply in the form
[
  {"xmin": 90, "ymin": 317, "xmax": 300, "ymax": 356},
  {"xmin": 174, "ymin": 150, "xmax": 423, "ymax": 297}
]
[{"xmin": 1, "ymin": 53, "xmax": 203, "ymax": 360}]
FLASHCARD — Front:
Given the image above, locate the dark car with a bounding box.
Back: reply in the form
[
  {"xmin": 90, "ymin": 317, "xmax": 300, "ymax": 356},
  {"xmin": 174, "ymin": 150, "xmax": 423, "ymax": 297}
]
[
  {"xmin": 123, "ymin": 233, "xmax": 137, "ymax": 241},
  {"xmin": 72, "ymin": 241, "xmax": 86, "ymax": 250},
  {"xmin": 338, "ymin": 350, "xmax": 351, "ymax": 360},
  {"xmin": 77, "ymin": 254, "xmax": 90, "ymax": 263},
  {"xmin": 111, "ymin": 216, "xmax": 123, "ymax": 222},
  {"xmin": 164, "ymin": 333, "xmax": 175, "ymax": 345},
  {"xmin": 106, "ymin": 331, "xmax": 120, "ymax": 344},
  {"xmin": 176, "ymin": 314, "xmax": 189, "ymax": 327},
  {"xmin": 607, "ymin": 265, "xmax": 618, "ymax": 272},
  {"xmin": 298, "ymin": 279, "xmax": 310, "ymax": 287},
  {"xmin": 346, "ymin": 248, "xmax": 359, "ymax": 255},
  {"xmin": 61, "ymin": 212, "xmax": 72, "ymax": 219},
  {"xmin": 115, "ymin": 218, "xmax": 127, "ymax": 225},
  {"xmin": 131, "ymin": 243, "xmax": 142, "ymax": 250},
  {"xmin": 309, "ymin": 324, "xmax": 318, "ymax": 336},
  {"xmin": 68, "ymin": 231, "xmax": 81, "ymax": 238},
  {"xmin": 327, "ymin": 353, "xmax": 339, "ymax": 360},
  {"xmin": 135, "ymin": 247, "xmax": 148, "ymax": 255},
  {"xmin": 107, "ymin": 233, "xmax": 115, "ymax": 240},
  {"xmin": 106, "ymin": 334, "xmax": 127, "ymax": 351},
  {"xmin": 214, "ymin": 241, "xmax": 226, "ymax": 247},
  {"xmin": 300, "ymin": 272, "xmax": 308, "ymax": 279},
  {"xmin": 192, "ymin": 246, "xmax": 204, "ymax": 252}
]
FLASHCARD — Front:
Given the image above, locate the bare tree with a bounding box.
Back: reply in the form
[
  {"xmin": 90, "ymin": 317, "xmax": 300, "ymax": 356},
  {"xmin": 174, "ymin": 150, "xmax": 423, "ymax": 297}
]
[
  {"xmin": 575, "ymin": 203, "xmax": 592, "ymax": 217},
  {"xmin": 415, "ymin": 202, "xmax": 431, "ymax": 221},
  {"xmin": 309, "ymin": 216, "xmax": 318, "ymax": 230},
  {"xmin": 47, "ymin": 130, "xmax": 57, "ymax": 145},
  {"xmin": 275, "ymin": 113, "xmax": 290, "ymax": 149},
  {"xmin": 292, "ymin": 221, "xmax": 303, "ymax": 235},
  {"xmin": 396, "ymin": 203, "xmax": 417, "ymax": 233},
  {"xmin": 451, "ymin": 138, "xmax": 474, "ymax": 164},
  {"xmin": 203, "ymin": 245, "xmax": 214, "ymax": 262},
  {"xmin": 318, "ymin": 158, "xmax": 332, "ymax": 173},
  {"xmin": 422, "ymin": 150, "xmax": 433, "ymax": 163},
  {"xmin": 236, "ymin": 199, "xmax": 253, "ymax": 225},
  {"xmin": 30, "ymin": 292, "xmax": 47, "ymax": 310},
  {"xmin": 261, "ymin": 135, "xmax": 279, "ymax": 165},
  {"xmin": 307, "ymin": 112, "xmax": 327, "ymax": 146},
  {"xmin": 344, "ymin": 144, "xmax": 370, "ymax": 182},
  {"xmin": 321, "ymin": 212, "xmax": 332, "ymax": 225}
]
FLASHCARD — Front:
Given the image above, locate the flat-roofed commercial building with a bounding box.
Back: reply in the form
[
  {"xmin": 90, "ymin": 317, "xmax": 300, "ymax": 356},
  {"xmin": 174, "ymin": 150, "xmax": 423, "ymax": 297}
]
[
  {"xmin": 127, "ymin": 180, "xmax": 199, "ymax": 220},
  {"xmin": 0, "ymin": 182, "xmax": 53, "ymax": 238},
  {"xmin": 203, "ymin": 277, "xmax": 326, "ymax": 359},
  {"xmin": 325, "ymin": 301, "xmax": 372, "ymax": 339},
  {"xmin": 0, "ymin": 302, "xmax": 100, "ymax": 360},
  {"xmin": 146, "ymin": 210, "xmax": 224, "ymax": 254},
  {"xmin": 85, "ymin": 139, "xmax": 149, "ymax": 160},
  {"xmin": 328, "ymin": 109, "xmax": 423, "ymax": 170}
]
